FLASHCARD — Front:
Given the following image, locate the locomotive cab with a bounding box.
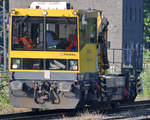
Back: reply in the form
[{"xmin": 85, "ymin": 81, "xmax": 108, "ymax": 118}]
[
  {"xmin": 9, "ymin": 2, "xmax": 104, "ymax": 109},
  {"xmin": 9, "ymin": 2, "xmax": 142, "ymax": 109}
]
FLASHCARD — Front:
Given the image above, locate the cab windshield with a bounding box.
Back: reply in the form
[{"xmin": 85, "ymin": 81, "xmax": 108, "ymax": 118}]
[{"xmin": 11, "ymin": 16, "xmax": 78, "ymax": 52}]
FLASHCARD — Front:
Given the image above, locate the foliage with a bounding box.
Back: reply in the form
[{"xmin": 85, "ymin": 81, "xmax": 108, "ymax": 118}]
[
  {"xmin": 135, "ymin": 50, "xmax": 150, "ymax": 100},
  {"xmin": 144, "ymin": 0, "xmax": 150, "ymax": 49},
  {"xmin": 0, "ymin": 72, "xmax": 10, "ymax": 106},
  {"xmin": 141, "ymin": 68, "xmax": 150, "ymax": 97},
  {"xmin": 143, "ymin": 50, "xmax": 150, "ymax": 63},
  {"xmin": 138, "ymin": 50, "xmax": 150, "ymax": 99}
]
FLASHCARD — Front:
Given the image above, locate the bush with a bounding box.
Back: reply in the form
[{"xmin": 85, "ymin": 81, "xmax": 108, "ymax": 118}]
[
  {"xmin": 141, "ymin": 68, "xmax": 150, "ymax": 97},
  {"xmin": 0, "ymin": 72, "xmax": 10, "ymax": 106}
]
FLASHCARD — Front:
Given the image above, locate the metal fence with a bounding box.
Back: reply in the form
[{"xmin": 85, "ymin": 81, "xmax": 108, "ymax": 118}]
[
  {"xmin": 107, "ymin": 49, "xmax": 122, "ymax": 73},
  {"xmin": 107, "ymin": 48, "xmax": 142, "ymax": 74}
]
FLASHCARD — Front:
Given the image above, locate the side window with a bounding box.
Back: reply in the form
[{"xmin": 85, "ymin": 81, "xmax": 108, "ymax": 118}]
[
  {"xmin": 12, "ymin": 17, "xmax": 78, "ymax": 52},
  {"xmin": 79, "ymin": 21, "xmax": 86, "ymax": 50},
  {"xmin": 11, "ymin": 58, "xmax": 78, "ymax": 71},
  {"xmin": 46, "ymin": 17, "xmax": 78, "ymax": 52},
  {"xmin": 12, "ymin": 16, "xmax": 44, "ymax": 51},
  {"xmin": 79, "ymin": 17, "xmax": 97, "ymax": 50}
]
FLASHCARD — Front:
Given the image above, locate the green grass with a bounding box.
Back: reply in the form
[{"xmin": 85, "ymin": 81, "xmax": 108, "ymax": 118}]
[
  {"xmin": 0, "ymin": 72, "xmax": 9, "ymax": 104},
  {"xmin": 137, "ymin": 50, "xmax": 150, "ymax": 99},
  {"xmin": 143, "ymin": 50, "xmax": 150, "ymax": 64},
  {"xmin": 0, "ymin": 71, "xmax": 13, "ymax": 114},
  {"xmin": 139, "ymin": 68, "xmax": 150, "ymax": 98}
]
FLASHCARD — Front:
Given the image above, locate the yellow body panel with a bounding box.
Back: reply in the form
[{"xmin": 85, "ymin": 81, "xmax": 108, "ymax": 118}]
[
  {"xmin": 11, "ymin": 8, "xmax": 78, "ymax": 17},
  {"xmin": 9, "ymin": 8, "xmax": 80, "ymax": 73},
  {"xmin": 80, "ymin": 44, "xmax": 97, "ymax": 72},
  {"xmin": 97, "ymin": 16, "xmax": 102, "ymax": 71},
  {"xmin": 10, "ymin": 51, "xmax": 79, "ymax": 59},
  {"xmin": 9, "ymin": 51, "xmax": 80, "ymax": 72},
  {"xmin": 97, "ymin": 16, "xmax": 102, "ymax": 33},
  {"xmin": 9, "ymin": 69, "xmax": 79, "ymax": 73},
  {"xmin": 9, "ymin": 8, "xmax": 106, "ymax": 74}
]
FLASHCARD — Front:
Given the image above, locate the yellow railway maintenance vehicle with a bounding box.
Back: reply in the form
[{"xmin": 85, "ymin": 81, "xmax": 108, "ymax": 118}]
[{"xmin": 9, "ymin": 2, "xmax": 142, "ymax": 109}]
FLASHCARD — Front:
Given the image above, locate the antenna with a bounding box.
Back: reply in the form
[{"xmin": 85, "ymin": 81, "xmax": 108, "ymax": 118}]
[
  {"xmin": 92, "ymin": 0, "xmax": 95, "ymax": 9},
  {"xmin": 76, "ymin": 0, "xmax": 79, "ymax": 9}
]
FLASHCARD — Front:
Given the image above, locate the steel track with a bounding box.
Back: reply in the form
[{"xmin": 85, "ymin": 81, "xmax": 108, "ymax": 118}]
[
  {"xmin": 1, "ymin": 100, "xmax": 150, "ymax": 120},
  {"xmin": 0, "ymin": 109, "xmax": 77, "ymax": 120}
]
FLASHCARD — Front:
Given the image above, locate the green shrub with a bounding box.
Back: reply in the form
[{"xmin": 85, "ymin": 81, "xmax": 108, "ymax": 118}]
[
  {"xmin": 141, "ymin": 68, "xmax": 150, "ymax": 97},
  {"xmin": 0, "ymin": 71, "xmax": 10, "ymax": 106}
]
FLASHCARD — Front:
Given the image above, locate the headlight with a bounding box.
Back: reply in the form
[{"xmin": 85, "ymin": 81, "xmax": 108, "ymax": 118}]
[
  {"xmin": 11, "ymin": 9, "xmax": 16, "ymax": 14},
  {"xmin": 11, "ymin": 59, "xmax": 21, "ymax": 69},
  {"xmin": 73, "ymin": 10, "xmax": 78, "ymax": 15},
  {"xmin": 70, "ymin": 60, "xmax": 78, "ymax": 71},
  {"xmin": 42, "ymin": 10, "xmax": 47, "ymax": 16},
  {"xmin": 12, "ymin": 64, "xmax": 18, "ymax": 69}
]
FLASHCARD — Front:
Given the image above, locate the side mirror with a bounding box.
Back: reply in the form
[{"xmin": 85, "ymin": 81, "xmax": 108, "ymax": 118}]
[
  {"xmin": 82, "ymin": 14, "xmax": 87, "ymax": 25},
  {"xmin": 98, "ymin": 32, "xmax": 103, "ymax": 43},
  {"xmin": 107, "ymin": 41, "xmax": 111, "ymax": 49}
]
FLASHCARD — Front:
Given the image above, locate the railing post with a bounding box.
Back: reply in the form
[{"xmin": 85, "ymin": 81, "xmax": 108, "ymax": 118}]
[
  {"xmin": 113, "ymin": 49, "xmax": 115, "ymax": 64},
  {"xmin": 3, "ymin": 0, "xmax": 7, "ymax": 71}
]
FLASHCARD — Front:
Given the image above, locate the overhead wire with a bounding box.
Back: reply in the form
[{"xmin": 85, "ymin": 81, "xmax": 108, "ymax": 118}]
[
  {"xmin": 76, "ymin": 0, "xmax": 79, "ymax": 9},
  {"xmin": 27, "ymin": 0, "xmax": 30, "ymax": 7},
  {"xmin": 92, "ymin": 0, "xmax": 95, "ymax": 9}
]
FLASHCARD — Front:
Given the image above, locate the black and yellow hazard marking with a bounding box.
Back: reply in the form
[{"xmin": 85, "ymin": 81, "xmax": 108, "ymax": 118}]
[
  {"xmin": 136, "ymin": 76, "xmax": 143, "ymax": 94},
  {"xmin": 100, "ymin": 77, "xmax": 106, "ymax": 101}
]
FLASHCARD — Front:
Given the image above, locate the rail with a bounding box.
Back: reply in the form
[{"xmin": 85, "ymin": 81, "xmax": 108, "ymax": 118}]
[{"xmin": 1, "ymin": 100, "xmax": 150, "ymax": 120}]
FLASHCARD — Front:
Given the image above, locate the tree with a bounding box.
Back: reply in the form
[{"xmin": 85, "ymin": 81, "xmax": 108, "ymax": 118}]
[{"xmin": 144, "ymin": 0, "xmax": 150, "ymax": 49}]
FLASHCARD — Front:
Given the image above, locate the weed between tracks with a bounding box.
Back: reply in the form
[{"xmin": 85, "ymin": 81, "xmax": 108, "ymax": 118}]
[
  {"xmin": 62, "ymin": 111, "xmax": 104, "ymax": 120},
  {"xmin": 62, "ymin": 109, "xmax": 150, "ymax": 120}
]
